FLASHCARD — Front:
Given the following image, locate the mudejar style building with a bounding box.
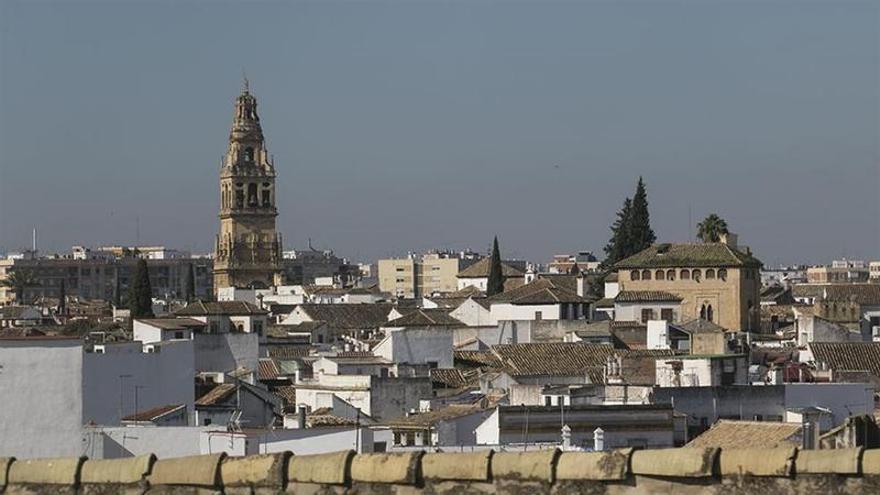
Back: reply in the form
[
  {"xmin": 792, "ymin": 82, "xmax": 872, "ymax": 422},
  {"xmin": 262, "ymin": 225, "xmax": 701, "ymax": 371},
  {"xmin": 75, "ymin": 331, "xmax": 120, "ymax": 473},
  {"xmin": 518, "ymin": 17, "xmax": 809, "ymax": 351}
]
[{"xmin": 213, "ymin": 81, "xmax": 284, "ymax": 291}]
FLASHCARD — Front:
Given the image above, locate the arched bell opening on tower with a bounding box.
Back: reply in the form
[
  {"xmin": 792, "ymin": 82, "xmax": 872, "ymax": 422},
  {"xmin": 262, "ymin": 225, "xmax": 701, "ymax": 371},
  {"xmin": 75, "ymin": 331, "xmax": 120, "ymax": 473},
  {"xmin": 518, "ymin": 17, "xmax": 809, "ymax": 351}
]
[
  {"xmin": 244, "ymin": 147, "xmax": 255, "ymax": 162},
  {"xmin": 247, "ymin": 183, "xmax": 258, "ymax": 206}
]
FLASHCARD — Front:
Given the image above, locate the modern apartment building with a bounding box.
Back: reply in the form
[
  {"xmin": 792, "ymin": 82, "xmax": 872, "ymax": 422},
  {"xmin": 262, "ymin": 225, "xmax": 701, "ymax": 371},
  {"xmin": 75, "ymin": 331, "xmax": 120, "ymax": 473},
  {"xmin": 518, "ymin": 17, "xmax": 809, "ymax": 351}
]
[
  {"xmin": 378, "ymin": 251, "xmax": 479, "ymax": 298},
  {"xmin": 0, "ymin": 249, "xmax": 213, "ymax": 305}
]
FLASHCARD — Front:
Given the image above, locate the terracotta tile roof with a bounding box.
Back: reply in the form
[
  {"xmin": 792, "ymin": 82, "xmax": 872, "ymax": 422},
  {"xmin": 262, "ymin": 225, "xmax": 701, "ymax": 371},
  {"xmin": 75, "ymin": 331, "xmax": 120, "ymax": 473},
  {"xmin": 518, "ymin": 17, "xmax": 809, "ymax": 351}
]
[
  {"xmin": 267, "ymin": 344, "xmax": 312, "ymax": 359},
  {"xmin": 305, "ymin": 285, "xmax": 377, "ymax": 296},
  {"xmin": 614, "ymin": 242, "xmax": 762, "ymax": 269},
  {"xmin": 595, "ymin": 297, "xmax": 615, "ymax": 308},
  {"xmin": 792, "ymin": 284, "xmax": 880, "ymax": 305},
  {"xmin": 809, "ymin": 342, "xmax": 880, "ymax": 378},
  {"xmin": 687, "ymin": 420, "xmax": 802, "ymax": 449},
  {"xmin": 0, "ymin": 306, "xmax": 41, "ymax": 319},
  {"xmin": 136, "ymin": 317, "xmax": 207, "ymax": 331},
  {"xmin": 195, "ymin": 383, "xmax": 237, "ymax": 406},
  {"xmin": 386, "ymin": 308, "xmax": 464, "ymax": 327},
  {"xmin": 761, "ymin": 286, "xmax": 794, "ymax": 304},
  {"xmin": 258, "ymin": 358, "xmax": 281, "ymax": 381},
  {"xmin": 272, "ymin": 385, "xmax": 297, "ymax": 406},
  {"xmin": 535, "ymin": 274, "xmax": 580, "ymax": 293},
  {"xmin": 176, "ymin": 300, "xmax": 267, "ymax": 316},
  {"xmin": 454, "ymin": 350, "xmax": 504, "ymax": 368},
  {"xmin": 295, "ymin": 303, "xmax": 394, "ymax": 329},
  {"xmin": 490, "ymin": 343, "xmax": 677, "ymax": 378},
  {"xmin": 122, "ymin": 404, "xmax": 185, "ymax": 422},
  {"xmin": 457, "ymin": 258, "xmax": 525, "ymax": 278},
  {"xmin": 489, "ymin": 278, "xmax": 590, "ymax": 305},
  {"xmin": 615, "ymin": 291, "xmax": 683, "ymax": 303},
  {"xmin": 386, "ymin": 404, "xmax": 487, "ymax": 428},
  {"xmin": 0, "ymin": 327, "xmax": 46, "ymax": 338},
  {"xmin": 675, "ymin": 318, "xmax": 727, "ymax": 334},
  {"xmin": 444, "ymin": 285, "xmax": 485, "ymax": 298},
  {"xmin": 430, "ymin": 368, "xmax": 480, "ymax": 389}
]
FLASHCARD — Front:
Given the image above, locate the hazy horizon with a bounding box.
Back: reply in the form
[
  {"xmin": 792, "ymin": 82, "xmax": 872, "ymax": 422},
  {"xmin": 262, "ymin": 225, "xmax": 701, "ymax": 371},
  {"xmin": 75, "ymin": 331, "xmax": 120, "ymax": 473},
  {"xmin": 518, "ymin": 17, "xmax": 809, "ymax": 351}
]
[{"xmin": 1, "ymin": 1, "xmax": 878, "ymax": 266}]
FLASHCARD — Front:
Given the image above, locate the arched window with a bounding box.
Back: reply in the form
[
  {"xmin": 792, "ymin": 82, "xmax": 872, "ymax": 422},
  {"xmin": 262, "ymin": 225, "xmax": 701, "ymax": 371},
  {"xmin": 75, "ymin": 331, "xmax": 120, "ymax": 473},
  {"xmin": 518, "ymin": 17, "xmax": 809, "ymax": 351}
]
[
  {"xmin": 681, "ymin": 269, "xmax": 690, "ymax": 280},
  {"xmin": 718, "ymin": 269, "xmax": 727, "ymax": 281},
  {"xmin": 631, "ymin": 270, "xmax": 640, "ymax": 281},
  {"xmin": 707, "ymin": 305, "xmax": 714, "ymax": 322},
  {"xmin": 247, "ymin": 183, "xmax": 258, "ymax": 206},
  {"xmin": 641, "ymin": 270, "xmax": 652, "ymax": 280},
  {"xmin": 655, "ymin": 270, "xmax": 665, "ymax": 280},
  {"xmin": 244, "ymin": 147, "xmax": 255, "ymax": 161},
  {"xmin": 666, "ymin": 269, "xmax": 676, "ymax": 281},
  {"xmin": 700, "ymin": 304, "xmax": 706, "ymax": 319},
  {"xmin": 693, "ymin": 269, "xmax": 702, "ymax": 282},
  {"xmin": 706, "ymin": 269, "xmax": 715, "ymax": 279},
  {"xmin": 261, "ymin": 189, "xmax": 271, "ymax": 207},
  {"xmin": 235, "ymin": 189, "xmax": 244, "ymax": 208}
]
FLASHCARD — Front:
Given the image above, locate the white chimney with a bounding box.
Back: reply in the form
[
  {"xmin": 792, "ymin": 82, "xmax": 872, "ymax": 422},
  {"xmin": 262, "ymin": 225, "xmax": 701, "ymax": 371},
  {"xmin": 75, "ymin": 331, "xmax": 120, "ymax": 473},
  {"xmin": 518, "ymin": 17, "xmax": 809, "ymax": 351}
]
[
  {"xmin": 561, "ymin": 424, "xmax": 572, "ymax": 451},
  {"xmin": 593, "ymin": 427, "xmax": 605, "ymax": 452}
]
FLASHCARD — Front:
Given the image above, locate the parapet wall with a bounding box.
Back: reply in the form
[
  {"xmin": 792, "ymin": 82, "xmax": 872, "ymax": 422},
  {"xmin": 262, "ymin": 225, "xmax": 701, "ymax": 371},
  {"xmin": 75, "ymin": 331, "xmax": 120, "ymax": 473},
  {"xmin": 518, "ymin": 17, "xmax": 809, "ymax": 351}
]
[{"xmin": 2, "ymin": 446, "xmax": 880, "ymax": 494}]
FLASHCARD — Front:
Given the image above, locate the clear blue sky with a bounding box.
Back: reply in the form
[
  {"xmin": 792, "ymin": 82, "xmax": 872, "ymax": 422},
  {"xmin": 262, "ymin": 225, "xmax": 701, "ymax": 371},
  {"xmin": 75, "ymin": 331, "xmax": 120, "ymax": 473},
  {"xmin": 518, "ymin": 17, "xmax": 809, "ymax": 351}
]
[{"xmin": 1, "ymin": 1, "xmax": 878, "ymax": 266}]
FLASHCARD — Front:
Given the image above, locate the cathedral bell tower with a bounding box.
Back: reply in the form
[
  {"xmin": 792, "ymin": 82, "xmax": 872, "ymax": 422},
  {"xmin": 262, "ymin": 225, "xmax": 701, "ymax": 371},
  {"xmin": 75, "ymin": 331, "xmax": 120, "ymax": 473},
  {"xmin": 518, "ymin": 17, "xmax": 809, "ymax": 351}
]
[{"xmin": 213, "ymin": 80, "xmax": 284, "ymax": 291}]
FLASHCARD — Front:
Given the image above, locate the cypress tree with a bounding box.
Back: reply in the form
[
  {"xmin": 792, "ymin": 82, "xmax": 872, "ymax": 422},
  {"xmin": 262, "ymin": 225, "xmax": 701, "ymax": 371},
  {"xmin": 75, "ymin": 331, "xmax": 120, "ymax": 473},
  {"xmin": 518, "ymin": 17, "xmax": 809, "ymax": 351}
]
[
  {"xmin": 184, "ymin": 263, "xmax": 196, "ymax": 302},
  {"xmin": 486, "ymin": 236, "xmax": 505, "ymax": 296},
  {"xmin": 627, "ymin": 177, "xmax": 656, "ymax": 254},
  {"xmin": 602, "ymin": 197, "xmax": 633, "ymax": 268},
  {"xmin": 128, "ymin": 259, "xmax": 154, "ymax": 318}
]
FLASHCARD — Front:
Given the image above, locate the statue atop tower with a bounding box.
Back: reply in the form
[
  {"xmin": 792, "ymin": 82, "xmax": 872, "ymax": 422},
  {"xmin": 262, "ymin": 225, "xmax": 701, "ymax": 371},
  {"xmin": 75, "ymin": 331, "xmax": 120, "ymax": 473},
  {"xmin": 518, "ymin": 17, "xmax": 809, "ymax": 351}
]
[{"xmin": 213, "ymin": 81, "xmax": 284, "ymax": 291}]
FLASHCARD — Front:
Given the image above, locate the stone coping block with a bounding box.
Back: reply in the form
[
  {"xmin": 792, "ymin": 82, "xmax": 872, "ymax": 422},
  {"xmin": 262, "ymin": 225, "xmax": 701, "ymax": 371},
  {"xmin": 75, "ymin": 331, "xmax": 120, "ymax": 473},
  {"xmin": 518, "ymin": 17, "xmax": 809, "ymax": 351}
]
[
  {"xmin": 220, "ymin": 453, "xmax": 289, "ymax": 488},
  {"xmin": 862, "ymin": 449, "xmax": 880, "ymax": 475},
  {"xmin": 631, "ymin": 448, "xmax": 718, "ymax": 478},
  {"xmin": 421, "ymin": 451, "xmax": 492, "ymax": 481},
  {"xmin": 556, "ymin": 448, "xmax": 633, "ymax": 481},
  {"xmin": 0, "ymin": 457, "xmax": 14, "ymax": 487},
  {"xmin": 8, "ymin": 456, "xmax": 86, "ymax": 485},
  {"xmin": 719, "ymin": 447, "xmax": 796, "ymax": 477},
  {"xmin": 350, "ymin": 451, "xmax": 423, "ymax": 485},
  {"xmin": 491, "ymin": 449, "xmax": 559, "ymax": 482},
  {"xmin": 148, "ymin": 453, "xmax": 226, "ymax": 487},
  {"xmin": 80, "ymin": 455, "xmax": 156, "ymax": 484},
  {"xmin": 287, "ymin": 450, "xmax": 353, "ymax": 485},
  {"xmin": 797, "ymin": 448, "xmax": 863, "ymax": 475}
]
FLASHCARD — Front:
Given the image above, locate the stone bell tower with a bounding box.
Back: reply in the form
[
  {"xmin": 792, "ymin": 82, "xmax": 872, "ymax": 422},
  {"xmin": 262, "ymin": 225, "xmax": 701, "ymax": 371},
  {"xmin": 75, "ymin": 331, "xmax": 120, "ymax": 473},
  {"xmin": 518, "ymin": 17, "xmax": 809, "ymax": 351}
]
[{"xmin": 213, "ymin": 80, "xmax": 284, "ymax": 291}]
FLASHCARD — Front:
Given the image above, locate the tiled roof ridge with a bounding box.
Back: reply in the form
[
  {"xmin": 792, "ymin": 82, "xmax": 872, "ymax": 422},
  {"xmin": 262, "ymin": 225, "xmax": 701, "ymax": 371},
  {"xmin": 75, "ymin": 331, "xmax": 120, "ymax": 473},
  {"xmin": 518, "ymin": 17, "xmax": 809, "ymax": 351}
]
[{"xmin": 6, "ymin": 446, "xmax": 880, "ymax": 490}]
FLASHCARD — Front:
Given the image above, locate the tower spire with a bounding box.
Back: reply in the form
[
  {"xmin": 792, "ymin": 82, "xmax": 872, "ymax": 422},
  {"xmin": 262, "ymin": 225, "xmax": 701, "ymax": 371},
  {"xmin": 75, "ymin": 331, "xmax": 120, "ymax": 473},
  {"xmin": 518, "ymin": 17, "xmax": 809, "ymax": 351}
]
[{"xmin": 242, "ymin": 69, "xmax": 249, "ymax": 94}]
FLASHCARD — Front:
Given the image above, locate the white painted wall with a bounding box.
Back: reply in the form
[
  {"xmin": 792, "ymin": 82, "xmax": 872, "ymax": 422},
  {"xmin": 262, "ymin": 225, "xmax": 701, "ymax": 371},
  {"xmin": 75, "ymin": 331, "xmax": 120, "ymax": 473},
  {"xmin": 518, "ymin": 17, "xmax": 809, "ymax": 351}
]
[
  {"xmin": 258, "ymin": 427, "xmax": 375, "ymax": 454},
  {"xmin": 457, "ymin": 277, "xmax": 488, "ymax": 291},
  {"xmin": 82, "ymin": 340, "xmax": 195, "ymax": 426},
  {"xmin": 647, "ymin": 320, "xmax": 670, "ymax": 350},
  {"xmin": 193, "ymin": 333, "xmax": 258, "ymax": 373},
  {"xmin": 451, "ymin": 299, "xmax": 495, "ymax": 326},
  {"xmin": 85, "ymin": 426, "xmax": 247, "ymax": 459},
  {"xmin": 784, "ymin": 383, "xmax": 874, "ymax": 431},
  {"xmin": 0, "ymin": 339, "xmax": 84, "ymax": 458},
  {"xmin": 615, "ymin": 302, "xmax": 680, "ymax": 323},
  {"xmin": 491, "ymin": 303, "xmax": 561, "ymax": 322},
  {"xmin": 374, "ymin": 328, "xmax": 453, "ymax": 368}
]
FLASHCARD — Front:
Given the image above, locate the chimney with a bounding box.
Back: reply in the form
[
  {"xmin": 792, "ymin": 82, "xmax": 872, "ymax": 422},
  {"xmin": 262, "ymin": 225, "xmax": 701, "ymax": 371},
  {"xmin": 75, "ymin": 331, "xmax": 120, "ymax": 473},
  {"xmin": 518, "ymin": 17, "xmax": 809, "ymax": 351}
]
[
  {"xmin": 291, "ymin": 405, "xmax": 306, "ymax": 429},
  {"xmin": 593, "ymin": 427, "xmax": 605, "ymax": 452},
  {"xmin": 802, "ymin": 416, "xmax": 819, "ymax": 450},
  {"xmin": 561, "ymin": 424, "xmax": 571, "ymax": 451},
  {"xmin": 576, "ymin": 273, "xmax": 586, "ymax": 298}
]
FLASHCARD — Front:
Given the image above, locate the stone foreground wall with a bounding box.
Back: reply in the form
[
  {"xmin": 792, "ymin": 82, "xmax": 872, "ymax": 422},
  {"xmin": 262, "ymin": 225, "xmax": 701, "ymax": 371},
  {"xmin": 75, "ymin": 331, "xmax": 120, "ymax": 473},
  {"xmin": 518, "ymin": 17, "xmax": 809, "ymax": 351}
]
[{"xmin": 2, "ymin": 446, "xmax": 880, "ymax": 494}]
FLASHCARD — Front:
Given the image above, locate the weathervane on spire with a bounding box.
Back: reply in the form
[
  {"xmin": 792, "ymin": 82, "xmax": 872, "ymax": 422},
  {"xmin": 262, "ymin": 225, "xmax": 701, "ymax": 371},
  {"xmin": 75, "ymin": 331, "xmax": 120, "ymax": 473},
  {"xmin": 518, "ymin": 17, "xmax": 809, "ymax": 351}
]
[{"xmin": 242, "ymin": 69, "xmax": 250, "ymax": 93}]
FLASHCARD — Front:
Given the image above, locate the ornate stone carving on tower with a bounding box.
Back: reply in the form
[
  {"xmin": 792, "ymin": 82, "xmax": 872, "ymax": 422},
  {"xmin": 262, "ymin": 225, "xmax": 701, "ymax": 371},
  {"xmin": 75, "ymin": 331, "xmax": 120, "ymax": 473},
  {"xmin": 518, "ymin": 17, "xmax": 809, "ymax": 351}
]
[{"xmin": 213, "ymin": 81, "xmax": 284, "ymax": 290}]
